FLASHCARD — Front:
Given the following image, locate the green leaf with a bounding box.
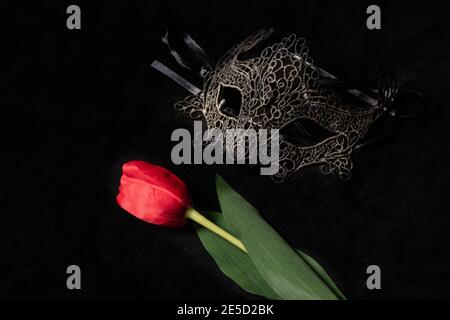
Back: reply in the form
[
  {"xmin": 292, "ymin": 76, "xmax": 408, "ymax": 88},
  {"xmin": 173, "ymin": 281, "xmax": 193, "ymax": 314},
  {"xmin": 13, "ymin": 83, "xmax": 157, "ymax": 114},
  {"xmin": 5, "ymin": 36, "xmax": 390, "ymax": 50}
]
[
  {"xmin": 295, "ymin": 250, "xmax": 346, "ymax": 300},
  {"xmin": 194, "ymin": 212, "xmax": 346, "ymax": 299},
  {"xmin": 216, "ymin": 175, "xmax": 340, "ymax": 300},
  {"xmin": 194, "ymin": 211, "xmax": 281, "ymax": 299}
]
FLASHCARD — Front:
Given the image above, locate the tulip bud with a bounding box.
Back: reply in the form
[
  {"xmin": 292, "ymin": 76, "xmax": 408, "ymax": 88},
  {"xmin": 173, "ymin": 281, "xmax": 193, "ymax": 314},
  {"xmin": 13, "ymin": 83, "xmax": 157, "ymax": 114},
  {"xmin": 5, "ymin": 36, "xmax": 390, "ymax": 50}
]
[{"xmin": 116, "ymin": 161, "xmax": 192, "ymax": 228}]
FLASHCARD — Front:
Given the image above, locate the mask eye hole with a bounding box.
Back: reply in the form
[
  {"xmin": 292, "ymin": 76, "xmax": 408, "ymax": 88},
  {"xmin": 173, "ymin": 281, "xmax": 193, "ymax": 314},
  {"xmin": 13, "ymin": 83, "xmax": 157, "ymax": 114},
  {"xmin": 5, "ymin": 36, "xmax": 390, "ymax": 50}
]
[
  {"xmin": 280, "ymin": 118, "xmax": 335, "ymax": 147},
  {"xmin": 217, "ymin": 84, "xmax": 242, "ymax": 118}
]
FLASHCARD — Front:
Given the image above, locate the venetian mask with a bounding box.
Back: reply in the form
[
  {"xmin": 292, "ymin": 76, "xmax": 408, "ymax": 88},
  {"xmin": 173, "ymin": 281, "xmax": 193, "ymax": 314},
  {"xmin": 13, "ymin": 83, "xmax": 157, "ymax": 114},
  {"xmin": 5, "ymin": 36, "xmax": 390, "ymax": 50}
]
[{"xmin": 173, "ymin": 29, "xmax": 397, "ymax": 181}]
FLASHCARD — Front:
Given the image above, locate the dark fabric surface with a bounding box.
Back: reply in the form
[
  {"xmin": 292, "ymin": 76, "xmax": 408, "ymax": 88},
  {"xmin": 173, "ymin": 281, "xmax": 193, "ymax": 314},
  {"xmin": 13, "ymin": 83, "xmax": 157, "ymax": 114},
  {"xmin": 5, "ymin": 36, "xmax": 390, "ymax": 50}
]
[{"xmin": 2, "ymin": 0, "xmax": 449, "ymax": 299}]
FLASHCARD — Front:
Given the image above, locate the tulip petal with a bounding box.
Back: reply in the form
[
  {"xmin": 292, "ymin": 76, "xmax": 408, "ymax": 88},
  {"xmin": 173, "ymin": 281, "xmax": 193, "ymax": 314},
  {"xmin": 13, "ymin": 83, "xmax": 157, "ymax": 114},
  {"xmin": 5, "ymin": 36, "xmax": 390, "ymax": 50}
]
[{"xmin": 116, "ymin": 161, "xmax": 191, "ymax": 228}]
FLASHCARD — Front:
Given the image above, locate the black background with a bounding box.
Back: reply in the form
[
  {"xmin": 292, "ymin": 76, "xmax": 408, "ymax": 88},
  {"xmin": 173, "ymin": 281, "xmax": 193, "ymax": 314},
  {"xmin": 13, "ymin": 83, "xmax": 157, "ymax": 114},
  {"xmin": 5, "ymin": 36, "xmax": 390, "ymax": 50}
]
[{"xmin": 2, "ymin": 0, "xmax": 450, "ymax": 299}]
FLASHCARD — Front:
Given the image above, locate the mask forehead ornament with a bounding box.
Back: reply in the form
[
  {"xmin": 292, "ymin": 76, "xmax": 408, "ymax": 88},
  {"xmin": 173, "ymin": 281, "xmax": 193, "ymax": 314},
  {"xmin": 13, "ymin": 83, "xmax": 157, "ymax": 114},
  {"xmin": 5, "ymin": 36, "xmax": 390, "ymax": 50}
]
[{"xmin": 158, "ymin": 29, "xmax": 398, "ymax": 182}]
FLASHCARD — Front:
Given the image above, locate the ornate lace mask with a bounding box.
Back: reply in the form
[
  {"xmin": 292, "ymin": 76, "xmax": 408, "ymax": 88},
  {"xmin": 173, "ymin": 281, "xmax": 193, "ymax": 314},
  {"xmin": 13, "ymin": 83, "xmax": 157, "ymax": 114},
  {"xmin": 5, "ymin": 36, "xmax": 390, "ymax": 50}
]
[{"xmin": 168, "ymin": 29, "xmax": 397, "ymax": 181}]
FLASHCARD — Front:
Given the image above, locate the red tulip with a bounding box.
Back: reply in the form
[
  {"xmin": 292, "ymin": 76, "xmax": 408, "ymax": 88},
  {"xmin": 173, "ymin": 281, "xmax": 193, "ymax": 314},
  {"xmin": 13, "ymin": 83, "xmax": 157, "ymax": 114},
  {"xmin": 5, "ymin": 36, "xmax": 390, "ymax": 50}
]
[
  {"xmin": 117, "ymin": 160, "xmax": 246, "ymax": 251},
  {"xmin": 117, "ymin": 161, "xmax": 192, "ymax": 228}
]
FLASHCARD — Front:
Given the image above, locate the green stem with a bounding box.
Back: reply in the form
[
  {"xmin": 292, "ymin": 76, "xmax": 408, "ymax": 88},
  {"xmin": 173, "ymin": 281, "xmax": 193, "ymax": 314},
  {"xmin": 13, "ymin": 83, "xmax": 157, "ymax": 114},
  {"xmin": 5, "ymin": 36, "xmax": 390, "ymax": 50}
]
[{"xmin": 185, "ymin": 208, "xmax": 247, "ymax": 253}]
